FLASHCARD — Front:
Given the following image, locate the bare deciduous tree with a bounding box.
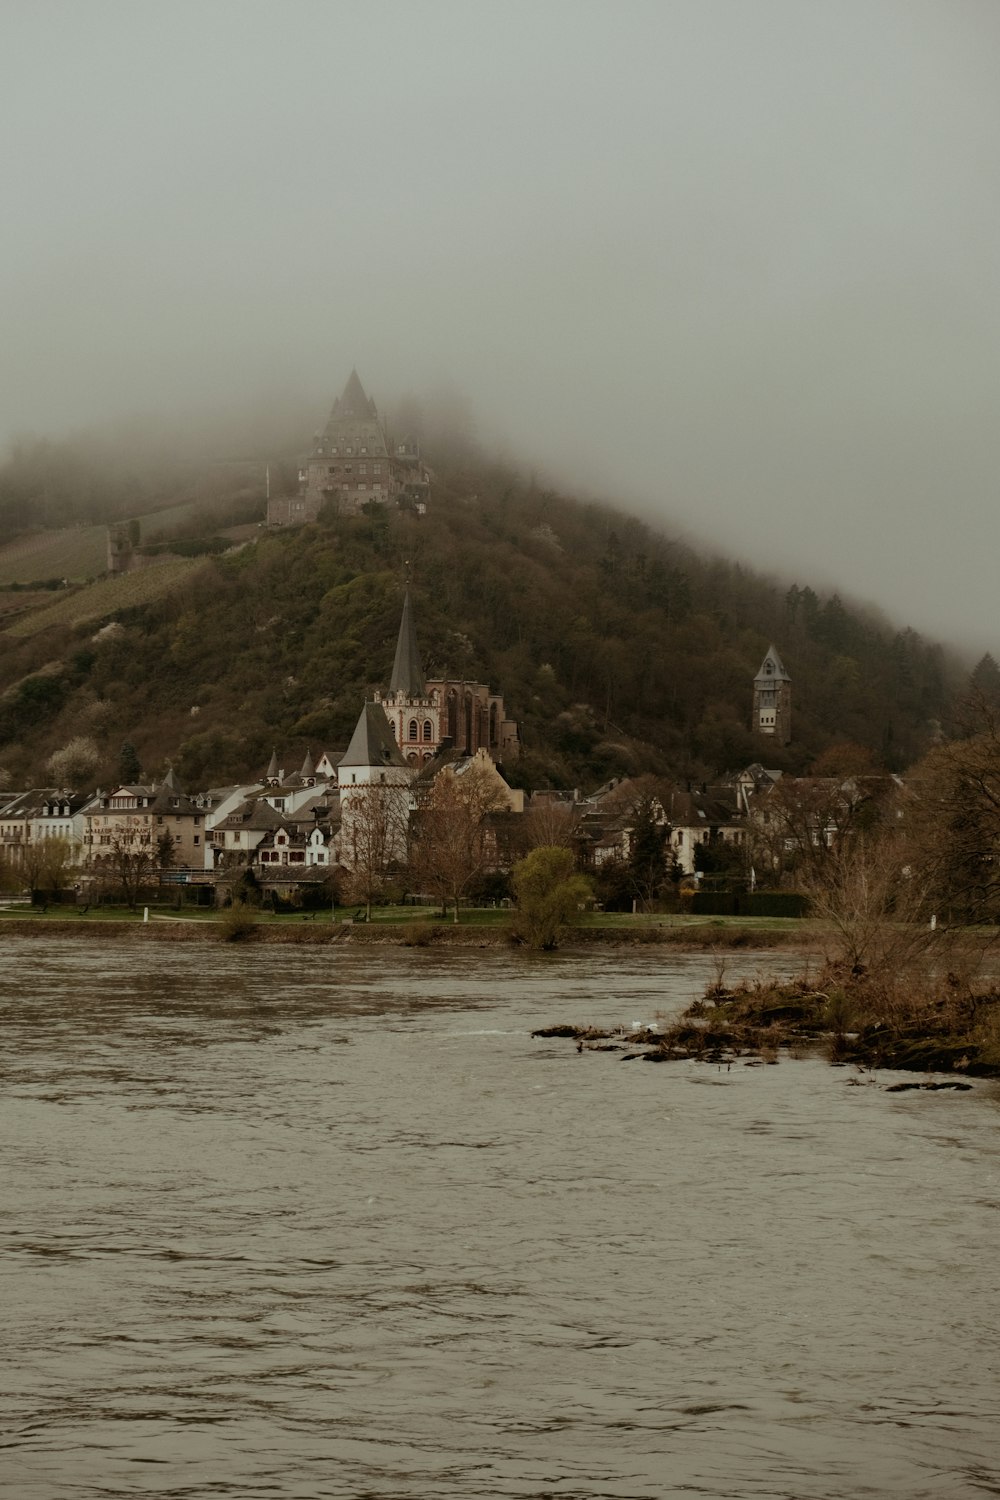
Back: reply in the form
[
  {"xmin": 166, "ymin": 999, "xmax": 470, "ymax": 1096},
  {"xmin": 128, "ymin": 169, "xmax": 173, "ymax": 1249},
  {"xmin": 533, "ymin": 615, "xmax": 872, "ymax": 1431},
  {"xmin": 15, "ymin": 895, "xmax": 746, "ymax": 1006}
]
[
  {"xmin": 410, "ymin": 764, "xmax": 512, "ymax": 922},
  {"xmin": 800, "ymin": 824, "xmax": 939, "ymax": 974},
  {"xmin": 520, "ymin": 798, "xmax": 579, "ymax": 852},
  {"xmin": 907, "ymin": 725, "xmax": 1000, "ymax": 923},
  {"xmin": 98, "ymin": 827, "xmax": 157, "ymax": 911},
  {"xmin": 20, "ymin": 835, "xmax": 79, "ymax": 902},
  {"xmin": 341, "ymin": 781, "xmax": 410, "ymax": 919}
]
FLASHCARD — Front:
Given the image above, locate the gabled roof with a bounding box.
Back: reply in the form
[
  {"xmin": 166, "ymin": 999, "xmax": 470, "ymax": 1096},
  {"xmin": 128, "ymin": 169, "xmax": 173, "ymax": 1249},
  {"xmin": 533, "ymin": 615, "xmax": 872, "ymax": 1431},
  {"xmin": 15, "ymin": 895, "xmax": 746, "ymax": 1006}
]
[
  {"xmin": 755, "ymin": 645, "xmax": 791, "ymax": 683},
  {"xmin": 1, "ymin": 787, "xmax": 87, "ymax": 817},
  {"xmin": 389, "ymin": 589, "xmax": 426, "ymax": 697},
  {"xmin": 317, "ymin": 370, "xmax": 389, "ymax": 458},
  {"xmin": 215, "ymin": 798, "xmax": 284, "ymax": 832},
  {"xmin": 340, "ymin": 702, "xmax": 409, "ymax": 770},
  {"xmin": 333, "ymin": 368, "xmax": 376, "ymax": 420},
  {"xmin": 667, "ymin": 787, "xmax": 742, "ymax": 829}
]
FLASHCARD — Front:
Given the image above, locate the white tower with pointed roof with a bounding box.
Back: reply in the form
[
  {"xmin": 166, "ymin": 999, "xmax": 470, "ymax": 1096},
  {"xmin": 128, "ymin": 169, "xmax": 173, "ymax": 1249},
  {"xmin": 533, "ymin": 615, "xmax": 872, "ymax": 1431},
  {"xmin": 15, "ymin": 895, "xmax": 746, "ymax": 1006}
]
[
  {"xmin": 338, "ymin": 700, "xmax": 412, "ymax": 867},
  {"xmin": 753, "ymin": 645, "xmax": 792, "ymax": 743}
]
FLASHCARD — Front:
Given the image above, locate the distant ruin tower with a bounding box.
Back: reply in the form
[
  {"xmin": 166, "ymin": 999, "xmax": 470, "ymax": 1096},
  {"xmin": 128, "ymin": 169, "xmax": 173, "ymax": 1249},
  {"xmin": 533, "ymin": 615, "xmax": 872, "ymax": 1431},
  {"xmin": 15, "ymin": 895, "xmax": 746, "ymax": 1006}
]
[
  {"xmin": 107, "ymin": 522, "xmax": 136, "ymax": 575},
  {"xmin": 753, "ymin": 645, "xmax": 792, "ymax": 744}
]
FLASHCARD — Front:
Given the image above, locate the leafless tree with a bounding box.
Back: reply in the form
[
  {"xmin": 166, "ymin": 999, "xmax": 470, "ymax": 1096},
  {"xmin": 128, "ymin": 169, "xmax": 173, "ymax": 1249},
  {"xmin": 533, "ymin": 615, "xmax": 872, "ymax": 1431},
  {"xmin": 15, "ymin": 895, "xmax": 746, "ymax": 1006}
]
[
  {"xmin": 801, "ymin": 823, "xmax": 940, "ymax": 974},
  {"xmin": 906, "ymin": 724, "xmax": 1000, "ymax": 923},
  {"xmin": 410, "ymin": 764, "xmax": 511, "ymax": 922},
  {"xmin": 521, "ymin": 798, "xmax": 579, "ymax": 852},
  {"xmin": 20, "ymin": 835, "xmax": 79, "ymax": 902},
  {"xmin": 341, "ymin": 781, "xmax": 410, "ymax": 919},
  {"xmin": 746, "ymin": 773, "xmax": 896, "ymax": 886},
  {"xmin": 99, "ymin": 827, "xmax": 157, "ymax": 911}
]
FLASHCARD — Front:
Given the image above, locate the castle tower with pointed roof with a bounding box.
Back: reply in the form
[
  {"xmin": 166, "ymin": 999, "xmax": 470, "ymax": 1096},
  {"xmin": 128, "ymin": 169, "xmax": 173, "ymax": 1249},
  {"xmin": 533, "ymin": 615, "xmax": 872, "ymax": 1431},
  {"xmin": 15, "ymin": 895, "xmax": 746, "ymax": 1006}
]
[
  {"xmin": 268, "ymin": 370, "xmax": 430, "ymax": 525},
  {"xmin": 753, "ymin": 645, "xmax": 792, "ymax": 743}
]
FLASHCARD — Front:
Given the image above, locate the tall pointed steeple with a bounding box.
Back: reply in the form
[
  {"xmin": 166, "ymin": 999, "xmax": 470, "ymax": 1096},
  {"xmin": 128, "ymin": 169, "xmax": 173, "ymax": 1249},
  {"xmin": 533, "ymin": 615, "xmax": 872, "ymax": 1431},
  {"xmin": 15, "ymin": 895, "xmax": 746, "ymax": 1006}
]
[{"xmin": 389, "ymin": 589, "xmax": 426, "ymax": 697}]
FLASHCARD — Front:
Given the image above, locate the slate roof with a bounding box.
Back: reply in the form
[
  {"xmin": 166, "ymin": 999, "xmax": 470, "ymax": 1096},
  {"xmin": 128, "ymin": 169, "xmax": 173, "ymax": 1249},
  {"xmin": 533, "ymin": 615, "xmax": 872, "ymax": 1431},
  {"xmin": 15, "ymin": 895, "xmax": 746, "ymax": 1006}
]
[
  {"xmin": 339, "ymin": 702, "xmax": 409, "ymax": 770},
  {"xmin": 215, "ymin": 799, "xmax": 284, "ymax": 833},
  {"xmin": 755, "ymin": 645, "xmax": 791, "ymax": 683},
  {"xmin": 389, "ymin": 589, "xmax": 426, "ymax": 697},
  {"xmin": 333, "ymin": 368, "xmax": 376, "ymax": 420},
  {"xmin": 317, "ymin": 370, "xmax": 389, "ymax": 458}
]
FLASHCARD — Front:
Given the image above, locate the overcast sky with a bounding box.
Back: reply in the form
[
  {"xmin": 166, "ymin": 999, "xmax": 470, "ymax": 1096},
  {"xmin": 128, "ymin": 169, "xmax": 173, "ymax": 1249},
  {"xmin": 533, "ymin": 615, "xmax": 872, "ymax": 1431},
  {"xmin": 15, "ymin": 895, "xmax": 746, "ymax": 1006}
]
[{"xmin": 3, "ymin": 1, "xmax": 999, "ymax": 653}]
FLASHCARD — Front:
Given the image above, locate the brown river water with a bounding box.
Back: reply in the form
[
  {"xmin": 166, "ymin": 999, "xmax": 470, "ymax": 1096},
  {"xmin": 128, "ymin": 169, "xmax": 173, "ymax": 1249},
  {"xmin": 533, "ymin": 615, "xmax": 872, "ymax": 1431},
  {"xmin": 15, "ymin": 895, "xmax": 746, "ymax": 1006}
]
[{"xmin": 1, "ymin": 937, "xmax": 998, "ymax": 1500}]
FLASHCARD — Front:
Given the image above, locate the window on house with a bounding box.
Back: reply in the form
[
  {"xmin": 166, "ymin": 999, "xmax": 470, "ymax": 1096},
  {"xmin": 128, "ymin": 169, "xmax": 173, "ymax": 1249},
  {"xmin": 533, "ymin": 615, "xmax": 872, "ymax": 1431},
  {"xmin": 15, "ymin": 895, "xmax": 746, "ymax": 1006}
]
[
  {"xmin": 422, "ymin": 720, "xmax": 432, "ymax": 742},
  {"xmin": 408, "ymin": 719, "xmax": 418, "ymax": 740}
]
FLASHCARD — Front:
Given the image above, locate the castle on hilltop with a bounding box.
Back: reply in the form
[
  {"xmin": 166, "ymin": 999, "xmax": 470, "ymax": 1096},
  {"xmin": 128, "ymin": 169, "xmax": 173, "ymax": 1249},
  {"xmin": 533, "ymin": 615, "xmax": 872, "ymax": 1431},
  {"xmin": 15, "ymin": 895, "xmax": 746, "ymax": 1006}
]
[{"xmin": 267, "ymin": 370, "xmax": 430, "ymax": 526}]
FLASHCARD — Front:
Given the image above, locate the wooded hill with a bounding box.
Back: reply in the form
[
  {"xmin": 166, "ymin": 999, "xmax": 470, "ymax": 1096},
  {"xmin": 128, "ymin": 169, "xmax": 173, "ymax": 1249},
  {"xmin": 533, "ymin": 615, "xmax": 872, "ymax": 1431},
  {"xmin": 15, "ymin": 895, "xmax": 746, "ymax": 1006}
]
[{"xmin": 0, "ymin": 438, "xmax": 958, "ymax": 792}]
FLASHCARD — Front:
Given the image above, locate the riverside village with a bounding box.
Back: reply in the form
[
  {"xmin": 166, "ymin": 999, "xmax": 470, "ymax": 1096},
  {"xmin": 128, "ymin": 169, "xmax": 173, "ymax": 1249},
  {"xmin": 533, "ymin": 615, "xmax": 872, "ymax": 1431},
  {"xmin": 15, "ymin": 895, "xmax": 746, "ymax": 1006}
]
[
  {"xmin": 0, "ymin": 373, "xmax": 901, "ymax": 921},
  {"xmin": 0, "ymin": 588, "xmax": 804, "ymax": 918}
]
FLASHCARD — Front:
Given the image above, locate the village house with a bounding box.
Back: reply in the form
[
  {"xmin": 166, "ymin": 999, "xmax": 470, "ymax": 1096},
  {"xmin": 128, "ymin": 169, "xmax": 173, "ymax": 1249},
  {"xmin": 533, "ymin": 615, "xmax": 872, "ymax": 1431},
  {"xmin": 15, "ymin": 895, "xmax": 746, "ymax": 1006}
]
[
  {"xmin": 0, "ymin": 789, "xmax": 88, "ymax": 863},
  {"xmin": 665, "ymin": 784, "xmax": 746, "ymax": 877},
  {"xmin": 82, "ymin": 769, "xmax": 208, "ymax": 869}
]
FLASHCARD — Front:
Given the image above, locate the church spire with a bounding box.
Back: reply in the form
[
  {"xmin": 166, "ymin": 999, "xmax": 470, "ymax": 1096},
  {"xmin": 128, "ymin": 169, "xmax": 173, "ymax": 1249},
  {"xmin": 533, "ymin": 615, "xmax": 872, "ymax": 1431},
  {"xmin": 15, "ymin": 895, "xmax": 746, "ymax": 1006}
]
[{"xmin": 389, "ymin": 588, "xmax": 426, "ymax": 697}]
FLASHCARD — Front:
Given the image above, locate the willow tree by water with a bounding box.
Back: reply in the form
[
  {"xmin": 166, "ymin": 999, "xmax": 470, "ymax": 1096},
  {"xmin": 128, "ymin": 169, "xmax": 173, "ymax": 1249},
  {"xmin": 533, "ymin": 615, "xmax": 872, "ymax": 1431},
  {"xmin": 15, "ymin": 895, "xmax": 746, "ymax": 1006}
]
[{"xmin": 511, "ymin": 845, "xmax": 592, "ymax": 950}]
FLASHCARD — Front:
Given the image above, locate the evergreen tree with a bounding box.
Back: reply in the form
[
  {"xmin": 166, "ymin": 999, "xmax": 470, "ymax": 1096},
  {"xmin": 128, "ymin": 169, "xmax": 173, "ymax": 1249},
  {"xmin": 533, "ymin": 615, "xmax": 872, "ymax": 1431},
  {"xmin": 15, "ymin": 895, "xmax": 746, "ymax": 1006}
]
[
  {"xmin": 970, "ymin": 653, "xmax": 1000, "ymax": 709},
  {"xmin": 118, "ymin": 740, "xmax": 141, "ymax": 783},
  {"xmin": 628, "ymin": 796, "xmax": 670, "ymax": 910}
]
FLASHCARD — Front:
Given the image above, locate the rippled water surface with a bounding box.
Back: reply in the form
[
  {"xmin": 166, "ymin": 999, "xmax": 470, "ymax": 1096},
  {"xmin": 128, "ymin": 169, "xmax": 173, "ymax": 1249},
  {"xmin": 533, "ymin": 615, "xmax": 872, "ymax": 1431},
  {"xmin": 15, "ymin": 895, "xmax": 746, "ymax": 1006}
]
[{"xmin": 1, "ymin": 937, "xmax": 998, "ymax": 1499}]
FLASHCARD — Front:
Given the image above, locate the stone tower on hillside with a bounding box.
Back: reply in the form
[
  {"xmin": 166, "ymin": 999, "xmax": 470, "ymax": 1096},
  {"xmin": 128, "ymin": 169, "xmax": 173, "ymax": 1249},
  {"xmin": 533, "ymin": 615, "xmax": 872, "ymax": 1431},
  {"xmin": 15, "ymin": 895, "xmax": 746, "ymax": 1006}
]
[
  {"xmin": 268, "ymin": 369, "xmax": 430, "ymax": 525},
  {"xmin": 753, "ymin": 645, "xmax": 791, "ymax": 744}
]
